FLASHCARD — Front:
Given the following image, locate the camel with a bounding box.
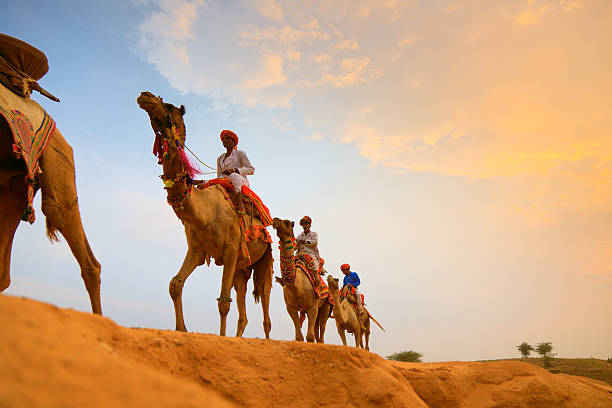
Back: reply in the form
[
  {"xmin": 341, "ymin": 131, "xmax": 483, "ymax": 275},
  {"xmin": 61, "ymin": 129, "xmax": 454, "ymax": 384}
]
[
  {"xmin": 137, "ymin": 91, "xmax": 273, "ymax": 338},
  {"xmin": 0, "ymin": 34, "xmax": 101, "ymax": 314},
  {"xmin": 327, "ymin": 275, "xmax": 367, "ymax": 349},
  {"xmin": 271, "ymin": 217, "xmax": 331, "ymax": 343}
]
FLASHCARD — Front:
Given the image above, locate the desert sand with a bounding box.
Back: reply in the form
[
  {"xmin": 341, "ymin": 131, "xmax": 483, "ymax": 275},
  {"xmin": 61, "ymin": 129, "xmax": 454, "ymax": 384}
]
[{"xmin": 1, "ymin": 294, "xmax": 611, "ymax": 408}]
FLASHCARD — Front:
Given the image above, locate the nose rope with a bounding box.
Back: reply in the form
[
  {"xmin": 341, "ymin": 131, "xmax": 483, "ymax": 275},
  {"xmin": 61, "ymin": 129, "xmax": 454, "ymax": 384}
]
[{"xmin": 184, "ymin": 144, "xmax": 217, "ymax": 171}]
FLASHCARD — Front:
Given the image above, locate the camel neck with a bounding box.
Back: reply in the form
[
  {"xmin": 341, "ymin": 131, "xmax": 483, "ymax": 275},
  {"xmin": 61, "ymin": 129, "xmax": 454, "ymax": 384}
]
[
  {"xmin": 161, "ymin": 154, "xmax": 195, "ymax": 217},
  {"xmin": 330, "ymin": 288, "xmax": 347, "ymax": 324}
]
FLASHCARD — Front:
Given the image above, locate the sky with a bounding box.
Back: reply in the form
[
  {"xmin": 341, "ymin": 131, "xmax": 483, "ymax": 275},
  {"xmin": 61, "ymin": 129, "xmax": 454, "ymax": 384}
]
[{"xmin": 2, "ymin": 0, "xmax": 611, "ymax": 362}]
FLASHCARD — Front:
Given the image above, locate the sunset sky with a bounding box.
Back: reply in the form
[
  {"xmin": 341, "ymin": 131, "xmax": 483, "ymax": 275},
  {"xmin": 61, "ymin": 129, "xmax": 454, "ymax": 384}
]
[{"xmin": 2, "ymin": 0, "xmax": 611, "ymax": 361}]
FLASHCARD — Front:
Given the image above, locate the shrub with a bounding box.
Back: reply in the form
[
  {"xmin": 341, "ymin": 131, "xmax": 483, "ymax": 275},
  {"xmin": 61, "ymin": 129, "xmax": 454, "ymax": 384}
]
[
  {"xmin": 516, "ymin": 342, "xmax": 534, "ymax": 358},
  {"xmin": 387, "ymin": 350, "xmax": 423, "ymax": 362},
  {"xmin": 535, "ymin": 342, "xmax": 555, "ymax": 367}
]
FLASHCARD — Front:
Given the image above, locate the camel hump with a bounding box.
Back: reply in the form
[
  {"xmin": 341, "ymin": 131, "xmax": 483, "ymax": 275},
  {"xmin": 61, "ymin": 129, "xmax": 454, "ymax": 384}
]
[{"xmin": 0, "ymin": 34, "xmax": 49, "ymax": 80}]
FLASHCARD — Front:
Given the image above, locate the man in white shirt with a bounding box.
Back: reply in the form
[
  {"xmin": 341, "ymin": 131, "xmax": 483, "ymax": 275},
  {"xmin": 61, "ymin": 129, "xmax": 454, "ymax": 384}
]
[
  {"xmin": 295, "ymin": 216, "xmax": 320, "ymax": 272},
  {"xmin": 217, "ymin": 130, "xmax": 255, "ymax": 215}
]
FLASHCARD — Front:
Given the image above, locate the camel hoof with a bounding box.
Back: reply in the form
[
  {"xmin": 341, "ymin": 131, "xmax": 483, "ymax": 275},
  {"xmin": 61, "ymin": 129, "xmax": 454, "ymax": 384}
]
[{"xmin": 306, "ymin": 336, "xmax": 315, "ymax": 343}]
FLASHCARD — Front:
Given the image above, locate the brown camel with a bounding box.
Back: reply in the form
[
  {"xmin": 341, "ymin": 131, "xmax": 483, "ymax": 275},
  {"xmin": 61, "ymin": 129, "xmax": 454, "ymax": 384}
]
[
  {"xmin": 271, "ymin": 217, "xmax": 331, "ymax": 343},
  {"xmin": 327, "ymin": 275, "xmax": 365, "ymax": 349},
  {"xmin": 137, "ymin": 91, "xmax": 273, "ymax": 338},
  {"xmin": 0, "ymin": 99, "xmax": 102, "ymax": 314}
]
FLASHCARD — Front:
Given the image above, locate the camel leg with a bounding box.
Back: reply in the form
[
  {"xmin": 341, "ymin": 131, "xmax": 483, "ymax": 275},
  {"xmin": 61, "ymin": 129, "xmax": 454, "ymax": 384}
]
[
  {"xmin": 169, "ymin": 247, "xmax": 201, "ymax": 332},
  {"xmin": 253, "ymin": 246, "xmax": 273, "ymax": 339},
  {"xmin": 0, "ymin": 180, "xmax": 26, "ymax": 291},
  {"xmin": 218, "ymin": 247, "xmax": 239, "ymax": 336},
  {"xmin": 259, "ymin": 287, "xmax": 271, "ymax": 339},
  {"xmin": 354, "ymin": 326, "xmax": 363, "ymax": 349},
  {"xmin": 305, "ymin": 305, "xmax": 318, "ymax": 343},
  {"xmin": 317, "ymin": 305, "xmax": 330, "ymax": 344},
  {"xmin": 337, "ymin": 327, "xmax": 347, "ymax": 346},
  {"xmin": 233, "ymin": 269, "xmax": 248, "ymax": 337},
  {"xmin": 286, "ymin": 304, "xmax": 304, "ymax": 341},
  {"xmin": 38, "ymin": 130, "xmax": 102, "ymax": 314},
  {"xmin": 365, "ymin": 330, "xmax": 370, "ymax": 351},
  {"xmin": 314, "ymin": 318, "xmax": 321, "ymax": 343}
]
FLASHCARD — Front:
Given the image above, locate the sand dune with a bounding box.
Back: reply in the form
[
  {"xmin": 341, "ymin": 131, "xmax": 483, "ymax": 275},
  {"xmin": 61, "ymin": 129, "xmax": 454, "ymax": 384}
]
[{"xmin": 1, "ymin": 294, "xmax": 611, "ymax": 408}]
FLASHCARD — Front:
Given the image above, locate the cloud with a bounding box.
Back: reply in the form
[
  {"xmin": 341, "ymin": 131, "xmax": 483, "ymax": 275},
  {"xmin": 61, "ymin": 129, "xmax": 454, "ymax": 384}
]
[
  {"xmin": 136, "ymin": 0, "xmax": 611, "ymax": 217},
  {"xmin": 515, "ymin": 0, "xmax": 583, "ymax": 26},
  {"xmin": 245, "ymin": 0, "xmax": 284, "ymax": 21}
]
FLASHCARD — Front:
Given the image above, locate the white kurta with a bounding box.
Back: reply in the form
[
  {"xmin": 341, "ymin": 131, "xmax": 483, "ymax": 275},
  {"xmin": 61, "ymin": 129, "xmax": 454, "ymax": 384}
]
[
  {"xmin": 296, "ymin": 231, "xmax": 320, "ymax": 271},
  {"xmin": 216, "ymin": 149, "xmax": 255, "ymax": 193}
]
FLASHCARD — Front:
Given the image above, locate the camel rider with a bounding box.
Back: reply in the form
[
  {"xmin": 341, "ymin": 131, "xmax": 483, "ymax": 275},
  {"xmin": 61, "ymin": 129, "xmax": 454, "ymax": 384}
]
[
  {"xmin": 340, "ymin": 263, "xmax": 363, "ymax": 310},
  {"xmin": 217, "ymin": 130, "xmax": 254, "ymax": 216},
  {"xmin": 296, "ymin": 216, "xmax": 320, "ymax": 273}
]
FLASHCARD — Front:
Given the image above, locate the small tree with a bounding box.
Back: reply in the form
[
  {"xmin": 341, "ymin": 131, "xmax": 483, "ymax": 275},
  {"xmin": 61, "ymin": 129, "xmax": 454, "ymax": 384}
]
[
  {"xmin": 516, "ymin": 342, "xmax": 534, "ymax": 358},
  {"xmin": 535, "ymin": 342, "xmax": 554, "ymax": 367},
  {"xmin": 387, "ymin": 350, "xmax": 423, "ymax": 362}
]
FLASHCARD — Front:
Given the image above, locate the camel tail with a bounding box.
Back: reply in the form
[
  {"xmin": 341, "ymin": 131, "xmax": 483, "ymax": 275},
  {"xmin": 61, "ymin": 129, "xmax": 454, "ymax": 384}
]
[
  {"xmin": 365, "ymin": 308, "xmax": 385, "ymax": 332},
  {"xmin": 45, "ymin": 218, "xmax": 60, "ymax": 242},
  {"xmin": 252, "ymin": 243, "xmax": 273, "ymax": 304}
]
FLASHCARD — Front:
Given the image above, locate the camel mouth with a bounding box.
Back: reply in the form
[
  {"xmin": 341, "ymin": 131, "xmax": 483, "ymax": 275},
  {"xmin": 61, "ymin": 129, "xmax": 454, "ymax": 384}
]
[{"xmin": 136, "ymin": 92, "xmax": 159, "ymax": 110}]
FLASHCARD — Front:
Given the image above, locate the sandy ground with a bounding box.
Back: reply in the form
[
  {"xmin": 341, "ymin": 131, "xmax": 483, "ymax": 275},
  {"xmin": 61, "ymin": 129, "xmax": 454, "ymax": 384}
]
[{"xmin": 1, "ymin": 294, "xmax": 611, "ymax": 408}]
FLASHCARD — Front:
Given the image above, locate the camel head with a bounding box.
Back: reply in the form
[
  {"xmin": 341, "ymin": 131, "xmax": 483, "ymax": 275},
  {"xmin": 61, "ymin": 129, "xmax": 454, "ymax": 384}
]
[
  {"xmin": 272, "ymin": 217, "xmax": 295, "ymax": 241},
  {"xmin": 327, "ymin": 275, "xmax": 339, "ymax": 292},
  {"xmin": 137, "ymin": 91, "xmax": 187, "ymax": 165}
]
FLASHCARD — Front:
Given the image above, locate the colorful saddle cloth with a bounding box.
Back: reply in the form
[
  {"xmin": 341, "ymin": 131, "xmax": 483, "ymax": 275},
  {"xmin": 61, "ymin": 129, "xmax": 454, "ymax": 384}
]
[
  {"xmin": 0, "ymin": 85, "xmax": 55, "ymax": 223},
  {"xmin": 295, "ymin": 254, "xmax": 333, "ymax": 304},
  {"xmin": 203, "ymin": 177, "xmax": 273, "ymax": 227},
  {"xmin": 340, "ymin": 286, "xmax": 365, "ymax": 310}
]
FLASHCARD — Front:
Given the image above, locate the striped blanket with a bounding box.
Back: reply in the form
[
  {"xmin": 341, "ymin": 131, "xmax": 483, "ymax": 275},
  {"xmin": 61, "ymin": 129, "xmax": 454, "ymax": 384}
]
[
  {"xmin": 295, "ymin": 254, "xmax": 333, "ymax": 303},
  {"xmin": 340, "ymin": 286, "xmax": 365, "ymax": 309},
  {"xmin": 203, "ymin": 177, "xmax": 273, "ymax": 226},
  {"xmin": 0, "ymin": 85, "xmax": 55, "ymax": 223}
]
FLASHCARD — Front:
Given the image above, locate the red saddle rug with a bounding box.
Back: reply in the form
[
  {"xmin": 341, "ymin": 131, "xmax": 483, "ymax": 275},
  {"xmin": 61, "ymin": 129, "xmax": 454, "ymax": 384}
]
[
  {"xmin": 203, "ymin": 178, "xmax": 273, "ymax": 227},
  {"xmin": 0, "ymin": 105, "xmax": 55, "ymax": 222}
]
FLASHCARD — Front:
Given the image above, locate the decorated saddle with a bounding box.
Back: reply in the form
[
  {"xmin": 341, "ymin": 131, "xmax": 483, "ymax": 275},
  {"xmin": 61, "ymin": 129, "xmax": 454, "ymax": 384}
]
[
  {"xmin": 0, "ymin": 78, "xmax": 55, "ymax": 223},
  {"xmin": 340, "ymin": 286, "xmax": 365, "ymax": 310},
  {"xmin": 203, "ymin": 178, "xmax": 272, "ymax": 224},
  {"xmin": 295, "ymin": 254, "xmax": 333, "ymax": 304}
]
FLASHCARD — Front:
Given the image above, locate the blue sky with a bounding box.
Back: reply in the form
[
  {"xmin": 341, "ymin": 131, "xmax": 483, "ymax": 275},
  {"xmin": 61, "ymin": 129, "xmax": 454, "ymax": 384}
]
[{"xmin": 2, "ymin": 0, "xmax": 611, "ymax": 362}]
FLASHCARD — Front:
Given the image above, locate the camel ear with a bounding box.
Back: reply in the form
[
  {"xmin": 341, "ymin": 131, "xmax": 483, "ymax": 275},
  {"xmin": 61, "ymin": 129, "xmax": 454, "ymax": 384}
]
[
  {"xmin": 291, "ymin": 221, "xmax": 294, "ymax": 227},
  {"xmin": 180, "ymin": 105, "xmax": 186, "ymax": 115}
]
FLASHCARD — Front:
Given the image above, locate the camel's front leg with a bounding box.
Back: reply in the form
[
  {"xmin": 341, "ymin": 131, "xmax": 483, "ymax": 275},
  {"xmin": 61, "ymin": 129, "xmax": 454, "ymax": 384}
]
[
  {"xmin": 354, "ymin": 326, "xmax": 363, "ymax": 348},
  {"xmin": 218, "ymin": 247, "xmax": 239, "ymax": 336},
  {"xmin": 233, "ymin": 269, "xmax": 248, "ymax": 337},
  {"xmin": 284, "ymin": 294, "xmax": 303, "ymax": 341},
  {"xmin": 169, "ymin": 247, "xmax": 201, "ymax": 332},
  {"xmin": 305, "ymin": 304, "xmax": 318, "ymax": 343},
  {"xmin": 337, "ymin": 325, "xmax": 348, "ymax": 346},
  {"xmin": 0, "ymin": 178, "xmax": 26, "ymax": 291},
  {"xmin": 39, "ymin": 130, "xmax": 102, "ymax": 314}
]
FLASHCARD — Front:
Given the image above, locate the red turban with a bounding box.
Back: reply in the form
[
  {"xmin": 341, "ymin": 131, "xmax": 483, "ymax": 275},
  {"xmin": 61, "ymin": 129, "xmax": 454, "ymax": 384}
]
[
  {"xmin": 300, "ymin": 216, "xmax": 312, "ymax": 225},
  {"xmin": 220, "ymin": 130, "xmax": 238, "ymax": 149},
  {"xmin": 340, "ymin": 263, "xmax": 350, "ymax": 271}
]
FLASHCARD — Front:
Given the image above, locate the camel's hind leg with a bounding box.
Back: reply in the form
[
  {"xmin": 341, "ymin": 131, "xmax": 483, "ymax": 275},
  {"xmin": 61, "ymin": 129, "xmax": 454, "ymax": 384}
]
[
  {"xmin": 38, "ymin": 129, "xmax": 102, "ymax": 314},
  {"xmin": 252, "ymin": 244, "xmax": 273, "ymax": 339},
  {"xmin": 315, "ymin": 303, "xmax": 330, "ymax": 344},
  {"xmin": 233, "ymin": 268, "xmax": 249, "ymax": 337}
]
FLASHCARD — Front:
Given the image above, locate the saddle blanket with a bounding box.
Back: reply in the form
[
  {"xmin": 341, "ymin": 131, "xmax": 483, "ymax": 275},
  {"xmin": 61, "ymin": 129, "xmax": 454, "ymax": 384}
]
[
  {"xmin": 296, "ymin": 254, "xmax": 333, "ymax": 304},
  {"xmin": 203, "ymin": 177, "xmax": 273, "ymax": 226},
  {"xmin": 340, "ymin": 286, "xmax": 365, "ymax": 309},
  {"xmin": 0, "ymin": 84, "xmax": 55, "ymax": 223}
]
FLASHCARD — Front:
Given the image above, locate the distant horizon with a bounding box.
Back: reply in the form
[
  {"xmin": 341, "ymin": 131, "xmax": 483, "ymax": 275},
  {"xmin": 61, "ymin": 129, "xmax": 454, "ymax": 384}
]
[{"xmin": 2, "ymin": 0, "xmax": 611, "ymax": 362}]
